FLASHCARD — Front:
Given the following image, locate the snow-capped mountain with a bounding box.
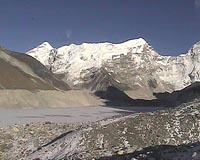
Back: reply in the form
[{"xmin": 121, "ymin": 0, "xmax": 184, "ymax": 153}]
[
  {"xmin": 27, "ymin": 38, "xmax": 151, "ymax": 84},
  {"xmin": 26, "ymin": 38, "xmax": 200, "ymax": 99}
]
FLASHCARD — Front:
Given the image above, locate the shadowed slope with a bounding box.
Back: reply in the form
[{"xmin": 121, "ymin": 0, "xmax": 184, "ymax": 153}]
[
  {"xmin": 98, "ymin": 142, "xmax": 200, "ymax": 160},
  {"xmin": 95, "ymin": 82, "xmax": 200, "ymax": 108}
]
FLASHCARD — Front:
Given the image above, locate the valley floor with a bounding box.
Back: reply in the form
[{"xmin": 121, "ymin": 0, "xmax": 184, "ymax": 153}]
[{"xmin": 0, "ymin": 106, "xmax": 165, "ymax": 125}]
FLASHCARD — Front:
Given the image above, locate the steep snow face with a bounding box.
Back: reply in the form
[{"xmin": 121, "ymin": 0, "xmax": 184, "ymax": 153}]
[
  {"xmin": 26, "ymin": 38, "xmax": 200, "ymax": 93},
  {"xmin": 27, "ymin": 42, "xmax": 54, "ymax": 65},
  {"xmin": 26, "ymin": 38, "xmax": 155, "ymax": 85}
]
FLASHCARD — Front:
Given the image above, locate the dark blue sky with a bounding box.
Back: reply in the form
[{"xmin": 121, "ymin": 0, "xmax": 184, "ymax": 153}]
[{"xmin": 0, "ymin": 0, "xmax": 200, "ymax": 55}]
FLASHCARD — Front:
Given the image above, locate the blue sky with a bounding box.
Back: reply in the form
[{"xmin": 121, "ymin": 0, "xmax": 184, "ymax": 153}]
[{"xmin": 0, "ymin": 0, "xmax": 200, "ymax": 55}]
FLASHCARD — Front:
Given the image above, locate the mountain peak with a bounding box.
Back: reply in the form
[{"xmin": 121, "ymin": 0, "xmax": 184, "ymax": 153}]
[
  {"xmin": 38, "ymin": 41, "xmax": 54, "ymax": 50},
  {"xmin": 27, "ymin": 41, "xmax": 54, "ymax": 54},
  {"xmin": 122, "ymin": 37, "xmax": 147, "ymax": 45},
  {"xmin": 113, "ymin": 37, "xmax": 147, "ymax": 45},
  {"xmin": 26, "ymin": 41, "xmax": 54, "ymax": 65},
  {"xmin": 187, "ymin": 41, "xmax": 200, "ymax": 56},
  {"xmin": 193, "ymin": 41, "xmax": 200, "ymax": 49}
]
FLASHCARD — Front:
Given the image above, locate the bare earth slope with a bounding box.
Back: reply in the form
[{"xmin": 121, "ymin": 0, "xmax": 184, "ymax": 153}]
[{"xmin": 0, "ymin": 47, "xmax": 69, "ymax": 90}]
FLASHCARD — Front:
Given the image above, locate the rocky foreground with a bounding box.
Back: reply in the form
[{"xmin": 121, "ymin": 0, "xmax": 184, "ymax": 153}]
[
  {"xmin": 0, "ymin": 122, "xmax": 83, "ymax": 160},
  {"xmin": 0, "ymin": 99, "xmax": 200, "ymax": 160}
]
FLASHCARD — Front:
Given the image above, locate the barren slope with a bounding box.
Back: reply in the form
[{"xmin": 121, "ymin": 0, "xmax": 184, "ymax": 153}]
[{"xmin": 0, "ymin": 47, "xmax": 69, "ymax": 90}]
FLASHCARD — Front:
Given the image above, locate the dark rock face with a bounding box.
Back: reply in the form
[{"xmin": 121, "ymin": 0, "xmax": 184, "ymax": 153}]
[
  {"xmin": 0, "ymin": 48, "xmax": 69, "ymax": 90},
  {"xmin": 78, "ymin": 67, "xmax": 117, "ymax": 91}
]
